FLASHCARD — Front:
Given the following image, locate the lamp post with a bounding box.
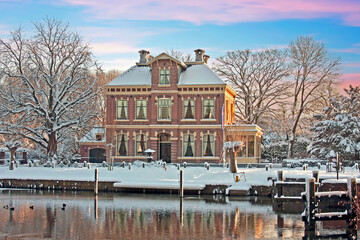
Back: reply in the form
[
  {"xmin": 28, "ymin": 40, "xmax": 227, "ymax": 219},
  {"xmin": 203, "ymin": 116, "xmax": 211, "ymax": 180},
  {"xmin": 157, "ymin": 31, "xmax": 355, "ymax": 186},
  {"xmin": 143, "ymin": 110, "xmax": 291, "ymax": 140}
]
[{"xmin": 144, "ymin": 149, "xmax": 155, "ymax": 163}]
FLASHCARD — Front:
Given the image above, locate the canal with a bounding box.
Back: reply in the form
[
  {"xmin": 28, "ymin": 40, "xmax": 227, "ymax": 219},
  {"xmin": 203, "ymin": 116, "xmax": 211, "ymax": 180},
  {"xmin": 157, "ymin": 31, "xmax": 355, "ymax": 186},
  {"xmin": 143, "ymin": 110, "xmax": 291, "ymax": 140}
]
[{"xmin": 0, "ymin": 189, "xmax": 353, "ymax": 239}]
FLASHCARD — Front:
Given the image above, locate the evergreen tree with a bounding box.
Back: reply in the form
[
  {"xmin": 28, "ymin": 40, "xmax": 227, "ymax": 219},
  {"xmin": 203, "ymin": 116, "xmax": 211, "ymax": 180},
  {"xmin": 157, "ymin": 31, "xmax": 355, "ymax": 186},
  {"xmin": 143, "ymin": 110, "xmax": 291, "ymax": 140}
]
[{"xmin": 310, "ymin": 86, "xmax": 360, "ymax": 160}]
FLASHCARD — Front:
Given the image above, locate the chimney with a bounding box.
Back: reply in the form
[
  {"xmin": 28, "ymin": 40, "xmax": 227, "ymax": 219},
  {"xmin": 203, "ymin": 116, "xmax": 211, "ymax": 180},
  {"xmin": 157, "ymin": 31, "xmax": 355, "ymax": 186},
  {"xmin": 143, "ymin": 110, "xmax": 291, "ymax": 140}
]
[
  {"xmin": 138, "ymin": 50, "xmax": 150, "ymax": 63},
  {"xmin": 194, "ymin": 49, "xmax": 205, "ymax": 62},
  {"xmin": 203, "ymin": 54, "xmax": 210, "ymax": 64}
]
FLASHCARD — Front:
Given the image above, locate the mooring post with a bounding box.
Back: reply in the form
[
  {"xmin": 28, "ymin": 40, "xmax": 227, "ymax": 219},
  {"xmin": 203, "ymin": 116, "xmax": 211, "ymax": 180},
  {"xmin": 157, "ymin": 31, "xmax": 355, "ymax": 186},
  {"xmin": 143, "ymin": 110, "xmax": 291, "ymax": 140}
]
[
  {"xmin": 312, "ymin": 171, "xmax": 319, "ymax": 183},
  {"xmin": 277, "ymin": 170, "xmax": 284, "ymax": 182},
  {"xmin": 305, "ymin": 178, "xmax": 316, "ymax": 231},
  {"xmin": 277, "ymin": 170, "xmax": 284, "ymax": 197},
  {"xmin": 336, "ymin": 153, "xmax": 340, "ymax": 180},
  {"xmin": 179, "ymin": 170, "xmax": 184, "ymax": 198},
  {"xmin": 94, "ymin": 168, "xmax": 98, "ymax": 195},
  {"xmin": 346, "ymin": 177, "xmax": 358, "ymax": 237}
]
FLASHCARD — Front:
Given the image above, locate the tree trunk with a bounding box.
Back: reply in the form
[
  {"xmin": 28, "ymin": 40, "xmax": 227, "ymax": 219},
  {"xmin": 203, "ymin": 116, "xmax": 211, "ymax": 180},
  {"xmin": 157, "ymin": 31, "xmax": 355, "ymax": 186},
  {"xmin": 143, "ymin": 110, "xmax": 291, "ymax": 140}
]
[
  {"xmin": 287, "ymin": 133, "xmax": 295, "ymax": 159},
  {"xmin": 229, "ymin": 148, "xmax": 238, "ymax": 173},
  {"xmin": 47, "ymin": 132, "xmax": 58, "ymax": 162},
  {"xmin": 9, "ymin": 148, "xmax": 16, "ymax": 170}
]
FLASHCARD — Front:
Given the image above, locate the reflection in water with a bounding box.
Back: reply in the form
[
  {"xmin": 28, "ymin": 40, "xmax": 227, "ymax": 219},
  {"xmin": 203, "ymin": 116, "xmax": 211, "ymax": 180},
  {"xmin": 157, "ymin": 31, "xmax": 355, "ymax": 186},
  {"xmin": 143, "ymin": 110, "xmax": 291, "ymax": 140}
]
[{"xmin": 0, "ymin": 189, "xmax": 352, "ymax": 239}]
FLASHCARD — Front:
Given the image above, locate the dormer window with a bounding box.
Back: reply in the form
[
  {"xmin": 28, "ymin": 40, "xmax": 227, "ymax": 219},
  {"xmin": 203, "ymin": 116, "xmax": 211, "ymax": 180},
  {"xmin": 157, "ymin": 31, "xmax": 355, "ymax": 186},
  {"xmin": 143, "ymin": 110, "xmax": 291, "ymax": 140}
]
[{"xmin": 160, "ymin": 69, "xmax": 170, "ymax": 85}]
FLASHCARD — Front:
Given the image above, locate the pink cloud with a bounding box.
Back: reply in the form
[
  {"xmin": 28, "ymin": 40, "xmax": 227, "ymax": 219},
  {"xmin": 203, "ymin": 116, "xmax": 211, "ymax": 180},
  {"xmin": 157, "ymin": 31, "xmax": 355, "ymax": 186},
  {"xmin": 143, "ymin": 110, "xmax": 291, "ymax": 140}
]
[
  {"xmin": 61, "ymin": 0, "xmax": 360, "ymax": 25},
  {"xmin": 340, "ymin": 73, "xmax": 360, "ymax": 93}
]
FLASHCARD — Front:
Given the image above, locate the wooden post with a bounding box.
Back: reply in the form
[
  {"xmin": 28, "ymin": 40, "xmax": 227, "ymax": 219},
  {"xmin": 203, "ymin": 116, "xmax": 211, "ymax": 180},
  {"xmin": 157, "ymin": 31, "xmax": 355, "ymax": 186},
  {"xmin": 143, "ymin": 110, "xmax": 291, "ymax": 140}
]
[
  {"xmin": 305, "ymin": 178, "xmax": 316, "ymax": 231},
  {"xmin": 94, "ymin": 169, "xmax": 98, "ymax": 195},
  {"xmin": 179, "ymin": 170, "xmax": 184, "ymax": 198},
  {"xmin": 347, "ymin": 177, "xmax": 358, "ymax": 237},
  {"xmin": 312, "ymin": 171, "xmax": 319, "ymax": 183},
  {"xmin": 336, "ymin": 153, "xmax": 340, "ymax": 180},
  {"xmin": 277, "ymin": 170, "xmax": 284, "ymax": 197},
  {"xmin": 277, "ymin": 170, "xmax": 284, "ymax": 182}
]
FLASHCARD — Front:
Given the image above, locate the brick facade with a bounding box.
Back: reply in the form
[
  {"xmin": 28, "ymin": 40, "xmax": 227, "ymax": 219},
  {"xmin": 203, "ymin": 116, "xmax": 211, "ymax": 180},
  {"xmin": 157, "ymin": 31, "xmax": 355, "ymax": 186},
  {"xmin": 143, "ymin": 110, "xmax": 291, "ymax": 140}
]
[{"xmin": 95, "ymin": 50, "xmax": 236, "ymax": 164}]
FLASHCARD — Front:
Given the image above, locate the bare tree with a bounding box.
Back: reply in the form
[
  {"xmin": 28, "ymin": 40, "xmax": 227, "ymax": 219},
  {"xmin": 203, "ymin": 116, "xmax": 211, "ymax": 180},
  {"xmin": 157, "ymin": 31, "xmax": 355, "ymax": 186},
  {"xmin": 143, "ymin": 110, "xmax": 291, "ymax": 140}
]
[
  {"xmin": 287, "ymin": 36, "xmax": 341, "ymax": 158},
  {"xmin": 95, "ymin": 69, "xmax": 122, "ymax": 125},
  {"xmin": 0, "ymin": 18, "xmax": 99, "ymax": 162},
  {"xmin": 214, "ymin": 49, "xmax": 290, "ymax": 124},
  {"xmin": 165, "ymin": 49, "xmax": 193, "ymax": 62}
]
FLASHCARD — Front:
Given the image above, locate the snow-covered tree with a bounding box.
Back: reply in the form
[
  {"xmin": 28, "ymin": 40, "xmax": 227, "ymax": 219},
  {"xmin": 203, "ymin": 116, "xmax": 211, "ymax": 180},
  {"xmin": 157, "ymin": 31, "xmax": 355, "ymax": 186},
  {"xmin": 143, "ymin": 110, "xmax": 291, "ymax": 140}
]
[
  {"xmin": 310, "ymin": 85, "xmax": 360, "ymax": 160},
  {"xmin": 0, "ymin": 18, "xmax": 99, "ymax": 162},
  {"xmin": 287, "ymin": 36, "xmax": 341, "ymax": 158}
]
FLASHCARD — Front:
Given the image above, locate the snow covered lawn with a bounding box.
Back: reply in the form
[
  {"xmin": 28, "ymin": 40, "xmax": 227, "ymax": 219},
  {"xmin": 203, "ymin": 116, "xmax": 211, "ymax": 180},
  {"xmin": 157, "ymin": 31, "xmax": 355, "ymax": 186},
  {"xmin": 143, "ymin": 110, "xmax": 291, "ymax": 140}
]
[{"xmin": 0, "ymin": 164, "xmax": 359, "ymax": 191}]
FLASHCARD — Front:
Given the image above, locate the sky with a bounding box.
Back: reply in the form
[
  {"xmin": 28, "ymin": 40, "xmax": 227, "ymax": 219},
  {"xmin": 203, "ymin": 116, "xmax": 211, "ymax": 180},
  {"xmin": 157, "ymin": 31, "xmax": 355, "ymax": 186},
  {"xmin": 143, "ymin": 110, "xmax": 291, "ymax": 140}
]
[{"xmin": 0, "ymin": 0, "xmax": 359, "ymax": 90}]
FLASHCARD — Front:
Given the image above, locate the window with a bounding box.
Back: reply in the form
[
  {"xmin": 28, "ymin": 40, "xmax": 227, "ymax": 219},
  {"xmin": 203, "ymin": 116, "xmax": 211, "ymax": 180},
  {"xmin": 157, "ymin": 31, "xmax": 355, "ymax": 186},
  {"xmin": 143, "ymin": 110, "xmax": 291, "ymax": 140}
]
[
  {"xmin": 136, "ymin": 100, "xmax": 147, "ymax": 119},
  {"xmin": 248, "ymin": 136, "xmax": 254, "ymax": 157},
  {"xmin": 158, "ymin": 98, "xmax": 171, "ymax": 120},
  {"xmin": 135, "ymin": 134, "xmax": 146, "ymax": 156},
  {"xmin": 203, "ymin": 134, "xmax": 214, "ymax": 157},
  {"xmin": 183, "ymin": 134, "xmax": 195, "ymax": 157},
  {"xmin": 95, "ymin": 134, "xmax": 103, "ymax": 141},
  {"xmin": 160, "ymin": 69, "xmax": 170, "ymax": 85},
  {"xmin": 203, "ymin": 99, "xmax": 215, "ymax": 119},
  {"xmin": 183, "ymin": 99, "xmax": 195, "ymax": 119},
  {"xmin": 116, "ymin": 100, "xmax": 128, "ymax": 120},
  {"xmin": 117, "ymin": 134, "xmax": 128, "ymax": 156}
]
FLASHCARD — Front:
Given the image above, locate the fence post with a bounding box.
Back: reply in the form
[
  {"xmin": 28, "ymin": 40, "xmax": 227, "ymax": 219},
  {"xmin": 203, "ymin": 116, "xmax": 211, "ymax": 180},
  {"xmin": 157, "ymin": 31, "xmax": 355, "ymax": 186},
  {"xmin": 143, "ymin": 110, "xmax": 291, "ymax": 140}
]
[
  {"xmin": 305, "ymin": 178, "xmax": 316, "ymax": 231},
  {"xmin": 347, "ymin": 177, "xmax": 358, "ymax": 237},
  {"xmin": 94, "ymin": 168, "xmax": 98, "ymax": 195},
  {"xmin": 277, "ymin": 170, "xmax": 284, "ymax": 182}
]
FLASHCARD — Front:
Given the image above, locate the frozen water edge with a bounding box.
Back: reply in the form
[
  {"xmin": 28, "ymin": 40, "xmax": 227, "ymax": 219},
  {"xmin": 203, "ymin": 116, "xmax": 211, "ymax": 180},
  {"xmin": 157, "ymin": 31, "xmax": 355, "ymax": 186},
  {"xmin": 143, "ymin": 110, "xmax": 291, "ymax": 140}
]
[{"xmin": 0, "ymin": 164, "xmax": 359, "ymax": 192}]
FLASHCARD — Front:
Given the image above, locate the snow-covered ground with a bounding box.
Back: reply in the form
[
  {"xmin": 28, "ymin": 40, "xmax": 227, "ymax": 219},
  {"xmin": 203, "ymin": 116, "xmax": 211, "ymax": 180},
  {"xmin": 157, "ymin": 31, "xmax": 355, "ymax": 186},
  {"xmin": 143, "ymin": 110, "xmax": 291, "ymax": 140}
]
[{"xmin": 0, "ymin": 162, "xmax": 359, "ymax": 191}]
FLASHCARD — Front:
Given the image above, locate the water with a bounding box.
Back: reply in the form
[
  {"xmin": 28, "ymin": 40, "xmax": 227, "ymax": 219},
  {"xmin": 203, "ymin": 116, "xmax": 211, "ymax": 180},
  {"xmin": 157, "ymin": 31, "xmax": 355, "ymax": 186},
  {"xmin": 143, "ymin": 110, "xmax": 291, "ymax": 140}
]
[{"xmin": 0, "ymin": 189, "xmax": 351, "ymax": 239}]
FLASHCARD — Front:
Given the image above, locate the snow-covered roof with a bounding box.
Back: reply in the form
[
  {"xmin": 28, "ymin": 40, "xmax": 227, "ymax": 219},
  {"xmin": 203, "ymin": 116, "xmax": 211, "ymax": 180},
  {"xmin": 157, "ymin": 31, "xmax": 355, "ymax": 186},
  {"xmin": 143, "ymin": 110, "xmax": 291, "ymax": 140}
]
[
  {"xmin": 106, "ymin": 51, "xmax": 227, "ymax": 87},
  {"xmin": 178, "ymin": 64, "xmax": 225, "ymax": 85},
  {"xmin": 79, "ymin": 127, "xmax": 106, "ymax": 143},
  {"xmin": 106, "ymin": 66, "xmax": 151, "ymax": 86}
]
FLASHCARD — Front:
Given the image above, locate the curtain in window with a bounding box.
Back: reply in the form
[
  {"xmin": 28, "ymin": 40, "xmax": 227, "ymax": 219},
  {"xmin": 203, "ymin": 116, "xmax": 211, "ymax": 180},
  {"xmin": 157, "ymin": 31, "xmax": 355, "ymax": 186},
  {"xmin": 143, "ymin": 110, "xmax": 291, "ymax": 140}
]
[
  {"xmin": 136, "ymin": 134, "xmax": 146, "ymax": 156},
  {"xmin": 184, "ymin": 100, "xmax": 194, "ymax": 119},
  {"xmin": 204, "ymin": 135, "xmax": 213, "ymax": 156},
  {"xmin": 137, "ymin": 101, "xmax": 146, "ymax": 119},
  {"xmin": 184, "ymin": 134, "xmax": 194, "ymax": 157},
  {"xmin": 117, "ymin": 100, "xmax": 127, "ymax": 119},
  {"xmin": 118, "ymin": 135, "xmax": 127, "ymax": 156},
  {"xmin": 158, "ymin": 99, "xmax": 171, "ymax": 119},
  {"xmin": 203, "ymin": 99, "xmax": 214, "ymax": 119}
]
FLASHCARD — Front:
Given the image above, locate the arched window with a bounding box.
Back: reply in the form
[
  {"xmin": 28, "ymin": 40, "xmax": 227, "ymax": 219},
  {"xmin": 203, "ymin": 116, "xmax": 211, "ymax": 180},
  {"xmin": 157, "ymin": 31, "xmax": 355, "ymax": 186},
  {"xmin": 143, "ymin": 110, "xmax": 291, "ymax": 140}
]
[
  {"xmin": 203, "ymin": 134, "xmax": 215, "ymax": 157},
  {"xmin": 183, "ymin": 134, "xmax": 195, "ymax": 157},
  {"xmin": 117, "ymin": 134, "xmax": 128, "ymax": 156},
  {"xmin": 135, "ymin": 134, "xmax": 147, "ymax": 156}
]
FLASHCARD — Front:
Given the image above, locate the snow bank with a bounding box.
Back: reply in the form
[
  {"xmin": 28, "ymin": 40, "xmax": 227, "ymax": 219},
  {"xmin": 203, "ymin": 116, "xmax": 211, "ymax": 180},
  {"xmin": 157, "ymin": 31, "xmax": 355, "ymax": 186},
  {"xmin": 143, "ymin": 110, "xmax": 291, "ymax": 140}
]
[{"xmin": 0, "ymin": 164, "xmax": 359, "ymax": 191}]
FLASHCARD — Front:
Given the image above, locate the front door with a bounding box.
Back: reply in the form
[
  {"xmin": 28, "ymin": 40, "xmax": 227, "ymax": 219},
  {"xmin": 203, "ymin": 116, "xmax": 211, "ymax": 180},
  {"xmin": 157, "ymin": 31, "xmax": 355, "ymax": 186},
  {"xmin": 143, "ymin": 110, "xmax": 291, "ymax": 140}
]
[{"xmin": 159, "ymin": 134, "xmax": 171, "ymax": 163}]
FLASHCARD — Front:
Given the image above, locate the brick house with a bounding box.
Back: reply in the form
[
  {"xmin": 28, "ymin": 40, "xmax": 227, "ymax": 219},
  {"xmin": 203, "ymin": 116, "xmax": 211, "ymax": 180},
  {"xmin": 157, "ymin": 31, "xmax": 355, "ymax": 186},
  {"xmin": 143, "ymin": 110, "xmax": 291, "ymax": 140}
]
[{"xmin": 80, "ymin": 49, "xmax": 262, "ymax": 164}]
